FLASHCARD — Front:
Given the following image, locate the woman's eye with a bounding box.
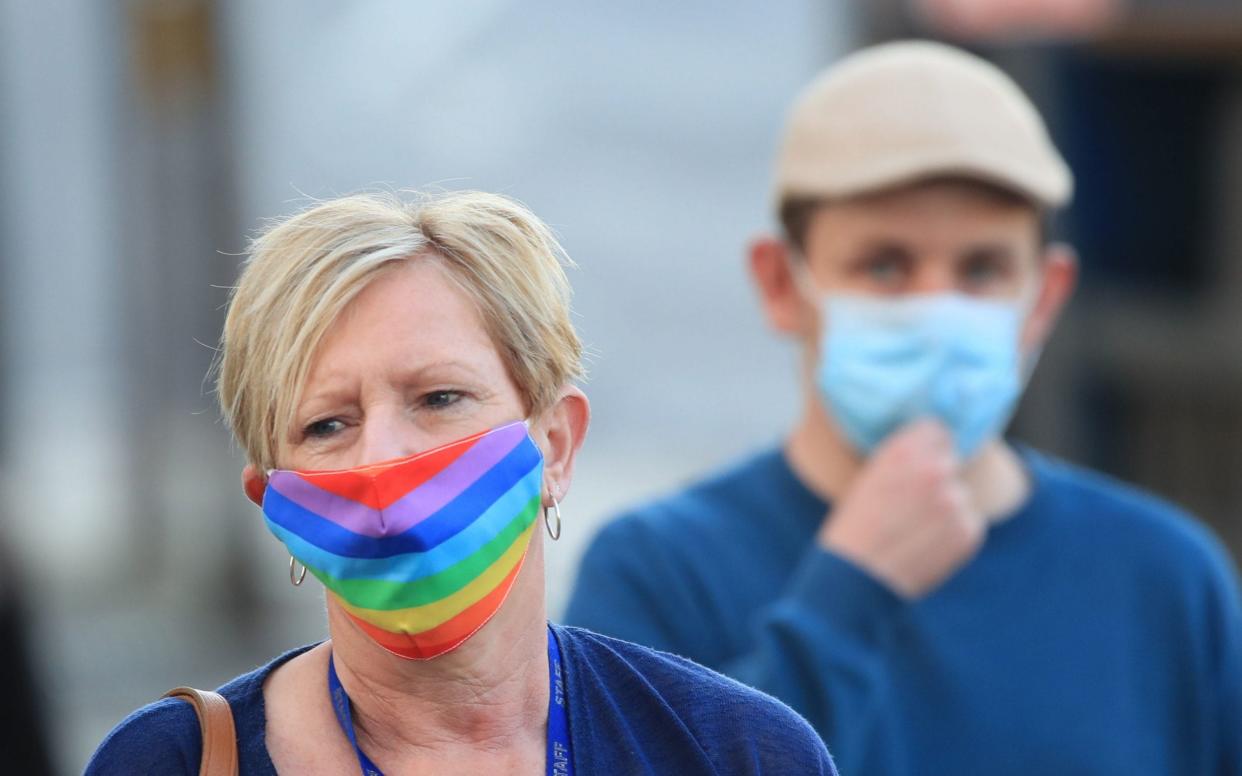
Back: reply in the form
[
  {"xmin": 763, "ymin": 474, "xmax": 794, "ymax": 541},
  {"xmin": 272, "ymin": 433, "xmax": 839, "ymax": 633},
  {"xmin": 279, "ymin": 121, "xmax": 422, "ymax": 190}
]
[
  {"xmin": 304, "ymin": 418, "xmax": 345, "ymax": 438},
  {"xmin": 424, "ymin": 390, "xmax": 463, "ymax": 409}
]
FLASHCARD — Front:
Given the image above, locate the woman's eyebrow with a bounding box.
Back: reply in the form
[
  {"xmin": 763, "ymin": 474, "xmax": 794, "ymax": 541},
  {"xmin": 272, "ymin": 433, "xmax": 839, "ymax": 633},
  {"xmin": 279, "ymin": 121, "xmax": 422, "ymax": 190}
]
[
  {"xmin": 293, "ymin": 387, "xmax": 355, "ymax": 423},
  {"xmin": 395, "ymin": 360, "xmax": 489, "ymax": 383},
  {"xmin": 293, "ymin": 359, "xmax": 493, "ymax": 422}
]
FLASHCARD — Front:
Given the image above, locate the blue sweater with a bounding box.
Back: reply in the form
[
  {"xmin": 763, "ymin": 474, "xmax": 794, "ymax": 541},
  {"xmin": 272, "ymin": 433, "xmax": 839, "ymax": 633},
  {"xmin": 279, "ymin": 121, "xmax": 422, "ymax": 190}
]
[
  {"xmin": 85, "ymin": 623, "xmax": 835, "ymax": 775},
  {"xmin": 565, "ymin": 447, "xmax": 1242, "ymax": 775}
]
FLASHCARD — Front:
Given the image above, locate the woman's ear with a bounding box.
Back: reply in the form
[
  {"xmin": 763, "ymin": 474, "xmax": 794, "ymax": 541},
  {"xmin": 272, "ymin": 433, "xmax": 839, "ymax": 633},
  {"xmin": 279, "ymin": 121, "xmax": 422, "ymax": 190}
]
[
  {"xmin": 1021, "ymin": 242, "xmax": 1078, "ymax": 353},
  {"xmin": 242, "ymin": 464, "xmax": 267, "ymax": 507},
  {"xmin": 534, "ymin": 386, "xmax": 590, "ymax": 506},
  {"xmin": 748, "ymin": 234, "xmax": 815, "ymax": 338}
]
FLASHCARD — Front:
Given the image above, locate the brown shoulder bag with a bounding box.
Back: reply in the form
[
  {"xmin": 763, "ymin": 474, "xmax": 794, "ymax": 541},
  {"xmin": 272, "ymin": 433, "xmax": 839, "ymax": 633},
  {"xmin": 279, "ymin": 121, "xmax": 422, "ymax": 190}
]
[{"xmin": 163, "ymin": 686, "xmax": 240, "ymax": 776}]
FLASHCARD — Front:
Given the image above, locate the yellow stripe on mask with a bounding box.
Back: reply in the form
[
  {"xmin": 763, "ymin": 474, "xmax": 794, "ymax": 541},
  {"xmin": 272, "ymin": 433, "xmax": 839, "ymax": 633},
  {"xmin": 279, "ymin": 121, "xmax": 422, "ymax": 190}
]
[{"xmin": 336, "ymin": 521, "xmax": 535, "ymax": 633}]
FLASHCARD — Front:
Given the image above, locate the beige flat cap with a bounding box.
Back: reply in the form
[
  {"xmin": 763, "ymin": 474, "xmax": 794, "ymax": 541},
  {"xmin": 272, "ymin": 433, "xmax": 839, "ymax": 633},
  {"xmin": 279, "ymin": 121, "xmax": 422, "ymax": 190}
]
[{"xmin": 774, "ymin": 40, "xmax": 1072, "ymax": 209}]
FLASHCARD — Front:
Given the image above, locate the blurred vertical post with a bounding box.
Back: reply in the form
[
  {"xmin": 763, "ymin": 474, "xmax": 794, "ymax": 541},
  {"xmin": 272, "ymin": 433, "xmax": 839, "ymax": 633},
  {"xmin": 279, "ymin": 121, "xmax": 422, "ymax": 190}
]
[
  {"xmin": 0, "ymin": 0, "xmax": 131, "ymax": 589},
  {"xmin": 0, "ymin": 2, "xmax": 133, "ymax": 771},
  {"xmin": 123, "ymin": 0, "xmax": 255, "ymax": 608}
]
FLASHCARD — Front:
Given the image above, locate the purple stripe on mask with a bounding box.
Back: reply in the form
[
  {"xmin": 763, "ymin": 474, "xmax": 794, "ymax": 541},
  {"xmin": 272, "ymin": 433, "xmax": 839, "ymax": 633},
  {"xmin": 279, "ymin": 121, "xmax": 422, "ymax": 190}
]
[{"xmin": 268, "ymin": 422, "xmax": 528, "ymax": 538}]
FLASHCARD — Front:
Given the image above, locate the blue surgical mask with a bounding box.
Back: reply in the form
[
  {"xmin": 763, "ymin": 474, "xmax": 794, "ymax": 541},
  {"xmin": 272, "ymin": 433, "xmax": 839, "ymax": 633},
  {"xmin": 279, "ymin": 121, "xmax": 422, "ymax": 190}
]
[{"xmin": 814, "ymin": 292, "xmax": 1029, "ymax": 457}]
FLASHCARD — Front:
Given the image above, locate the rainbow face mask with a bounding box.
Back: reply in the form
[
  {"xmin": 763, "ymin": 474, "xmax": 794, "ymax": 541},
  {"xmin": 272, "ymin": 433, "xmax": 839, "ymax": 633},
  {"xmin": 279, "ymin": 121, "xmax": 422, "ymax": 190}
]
[{"xmin": 260, "ymin": 420, "xmax": 544, "ymax": 660}]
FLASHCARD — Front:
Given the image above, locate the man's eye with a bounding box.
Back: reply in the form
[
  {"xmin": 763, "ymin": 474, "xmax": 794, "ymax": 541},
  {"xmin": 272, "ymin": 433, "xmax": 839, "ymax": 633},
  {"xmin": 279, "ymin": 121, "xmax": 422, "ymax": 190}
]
[
  {"xmin": 304, "ymin": 418, "xmax": 345, "ymax": 438},
  {"xmin": 424, "ymin": 390, "xmax": 463, "ymax": 409},
  {"xmin": 867, "ymin": 259, "xmax": 901, "ymax": 279},
  {"xmin": 861, "ymin": 254, "xmax": 907, "ymax": 286},
  {"xmin": 961, "ymin": 255, "xmax": 1009, "ymax": 286}
]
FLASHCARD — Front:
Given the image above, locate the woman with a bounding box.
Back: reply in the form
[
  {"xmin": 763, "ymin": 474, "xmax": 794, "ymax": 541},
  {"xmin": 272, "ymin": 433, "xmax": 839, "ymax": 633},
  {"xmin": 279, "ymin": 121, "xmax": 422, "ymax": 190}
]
[{"xmin": 86, "ymin": 191, "xmax": 835, "ymax": 774}]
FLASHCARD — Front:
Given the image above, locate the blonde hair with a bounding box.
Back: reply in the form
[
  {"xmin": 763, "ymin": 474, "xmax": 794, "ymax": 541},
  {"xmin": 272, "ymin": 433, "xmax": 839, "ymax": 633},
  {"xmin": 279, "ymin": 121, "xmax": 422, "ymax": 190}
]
[{"xmin": 216, "ymin": 190, "xmax": 583, "ymax": 471}]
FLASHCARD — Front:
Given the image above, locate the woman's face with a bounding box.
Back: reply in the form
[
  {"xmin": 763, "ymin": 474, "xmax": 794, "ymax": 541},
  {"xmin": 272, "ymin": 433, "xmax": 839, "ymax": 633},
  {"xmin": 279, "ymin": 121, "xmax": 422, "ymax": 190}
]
[{"xmin": 279, "ymin": 257, "xmax": 526, "ymax": 472}]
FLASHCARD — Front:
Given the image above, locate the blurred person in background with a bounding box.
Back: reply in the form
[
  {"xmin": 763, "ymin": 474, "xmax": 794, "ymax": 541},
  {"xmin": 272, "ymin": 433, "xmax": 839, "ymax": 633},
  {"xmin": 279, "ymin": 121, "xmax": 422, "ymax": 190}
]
[
  {"xmin": 911, "ymin": 0, "xmax": 1124, "ymax": 40},
  {"xmin": 0, "ymin": 533, "xmax": 55, "ymax": 774},
  {"xmin": 566, "ymin": 41, "xmax": 1242, "ymax": 775},
  {"xmin": 84, "ymin": 191, "xmax": 835, "ymax": 774}
]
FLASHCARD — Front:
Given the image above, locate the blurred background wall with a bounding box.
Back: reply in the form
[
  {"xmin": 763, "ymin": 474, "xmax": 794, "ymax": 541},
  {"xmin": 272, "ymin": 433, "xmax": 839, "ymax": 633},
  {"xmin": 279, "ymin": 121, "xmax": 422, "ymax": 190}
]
[{"xmin": 0, "ymin": 1, "xmax": 1239, "ymax": 772}]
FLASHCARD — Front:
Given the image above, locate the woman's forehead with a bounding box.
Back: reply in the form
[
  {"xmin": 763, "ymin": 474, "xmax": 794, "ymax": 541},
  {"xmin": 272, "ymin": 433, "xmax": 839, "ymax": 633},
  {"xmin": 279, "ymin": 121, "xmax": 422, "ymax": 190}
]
[{"xmin": 306, "ymin": 260, "xmax": 500, "ymax": 385}]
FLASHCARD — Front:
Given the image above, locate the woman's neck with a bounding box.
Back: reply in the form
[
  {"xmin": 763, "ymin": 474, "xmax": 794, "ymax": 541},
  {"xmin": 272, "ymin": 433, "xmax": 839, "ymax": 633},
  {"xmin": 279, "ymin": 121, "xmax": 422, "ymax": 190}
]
[{"xmin": 325, "ymin": 561, "xmax": 550, "ymax": 765}]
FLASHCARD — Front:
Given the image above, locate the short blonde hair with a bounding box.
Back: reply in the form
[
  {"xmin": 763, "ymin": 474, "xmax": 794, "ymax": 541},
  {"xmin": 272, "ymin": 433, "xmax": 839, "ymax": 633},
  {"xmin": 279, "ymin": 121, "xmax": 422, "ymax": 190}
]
[{"xmin": 216, "ymin": 190, "xmax": 583, "ymax": 471}]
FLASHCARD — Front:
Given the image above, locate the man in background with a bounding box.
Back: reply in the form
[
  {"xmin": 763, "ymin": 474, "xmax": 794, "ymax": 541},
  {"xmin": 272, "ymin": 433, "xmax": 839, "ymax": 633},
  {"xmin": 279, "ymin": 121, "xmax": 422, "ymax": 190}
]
[{"xmin": 566, "ymin": 41, "xmax": 1242, "ymax": 774}]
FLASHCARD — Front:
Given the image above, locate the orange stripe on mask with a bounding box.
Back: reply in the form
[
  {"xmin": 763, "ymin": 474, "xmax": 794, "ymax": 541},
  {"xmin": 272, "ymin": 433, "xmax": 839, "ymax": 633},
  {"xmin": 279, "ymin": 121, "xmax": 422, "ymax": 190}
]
[{"xmin": 344, "ymin": 551, "xmax": 526, "ymax": 659}]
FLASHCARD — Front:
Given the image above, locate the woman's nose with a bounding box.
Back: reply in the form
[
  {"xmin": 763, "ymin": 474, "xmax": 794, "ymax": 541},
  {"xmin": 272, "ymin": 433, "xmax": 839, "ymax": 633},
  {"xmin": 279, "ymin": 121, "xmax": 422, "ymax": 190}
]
[{"xmin": 357, "ymin": 409, "xmax": 424, "ymax": 465}]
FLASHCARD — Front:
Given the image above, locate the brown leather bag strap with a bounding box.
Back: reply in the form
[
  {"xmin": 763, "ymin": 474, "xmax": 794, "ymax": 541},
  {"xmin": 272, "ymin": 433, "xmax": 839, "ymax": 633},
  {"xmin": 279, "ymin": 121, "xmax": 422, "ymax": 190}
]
[{"xmin": 163, "ymin": 686, "xmax": 239, "ymax": 776}]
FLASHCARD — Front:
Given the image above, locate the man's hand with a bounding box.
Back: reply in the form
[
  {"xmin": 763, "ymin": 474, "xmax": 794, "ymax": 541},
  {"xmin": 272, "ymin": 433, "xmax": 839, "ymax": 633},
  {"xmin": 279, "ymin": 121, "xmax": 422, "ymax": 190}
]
[{"xmin": 819, "ymin": 419, "xmax": 986, "ymax": 598}]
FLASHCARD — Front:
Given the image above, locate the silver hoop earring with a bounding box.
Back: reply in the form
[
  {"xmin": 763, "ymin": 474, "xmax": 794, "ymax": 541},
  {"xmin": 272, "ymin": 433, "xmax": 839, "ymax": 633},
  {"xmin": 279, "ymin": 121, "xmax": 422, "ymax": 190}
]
[
  {"xmin": 289, "ymin": 556, "xmax": 307, "ymax": 586},
  {"xmin": 544, "ymin": 495, "xmax": 562, "ymax": 541}
]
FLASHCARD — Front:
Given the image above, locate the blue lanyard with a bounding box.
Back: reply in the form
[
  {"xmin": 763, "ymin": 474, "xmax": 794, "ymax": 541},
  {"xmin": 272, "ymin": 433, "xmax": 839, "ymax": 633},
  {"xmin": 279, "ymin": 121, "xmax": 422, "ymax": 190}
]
[
  {"xmin": 546, "ymin": 626, "xmax": 573, "ymax": 775},
  {"xmin": 327, "ymin": 626, "xmax": 574, "ymax": 776}
]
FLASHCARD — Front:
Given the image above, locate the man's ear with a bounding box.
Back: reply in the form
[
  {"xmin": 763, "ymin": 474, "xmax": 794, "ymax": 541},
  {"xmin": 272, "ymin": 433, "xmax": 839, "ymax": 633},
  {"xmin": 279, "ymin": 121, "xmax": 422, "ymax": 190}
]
[
  {"xmin": 748, "ymin": 234, "xmax": 815, "ymax": 337},
  {"xmin": 533, "ymin": 386, "xmax": 590, "ymax": 507},
  {"xmin": 242, "ymin": 464, "xmax": 267, "ymax": 507},
  {"xmin": 1022, "ymin": 242, "xmax": 1078, "ymax": 353}
]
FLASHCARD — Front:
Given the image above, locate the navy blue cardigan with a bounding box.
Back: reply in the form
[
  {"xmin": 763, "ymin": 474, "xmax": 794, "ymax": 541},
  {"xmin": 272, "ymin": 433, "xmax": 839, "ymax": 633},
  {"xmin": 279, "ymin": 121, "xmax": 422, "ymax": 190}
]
[{"xmin": 86, "ymin": 624, "xmax": 836, "ymax": 774}]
